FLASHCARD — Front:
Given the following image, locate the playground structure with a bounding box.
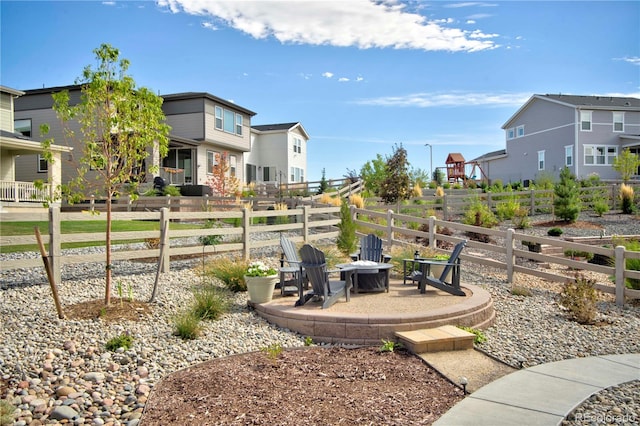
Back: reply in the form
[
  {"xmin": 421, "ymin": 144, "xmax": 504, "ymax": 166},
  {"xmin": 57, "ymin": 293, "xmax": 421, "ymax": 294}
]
[{"xmin": 444, "ymin": 153, "xmax": 488, "ymax": 184}]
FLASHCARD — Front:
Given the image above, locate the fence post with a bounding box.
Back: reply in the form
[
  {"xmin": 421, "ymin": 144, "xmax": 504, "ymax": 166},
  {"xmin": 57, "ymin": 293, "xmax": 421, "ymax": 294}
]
[
  {"xmin": 302, "ymin": 205, "xmax": 310, "ymax": 242},
  {"xmin": 443, "ymin": 194, "xmax": 448, "ymax": 221},
  {"xmin": 487, "ymin": 192, "xmax": 492, "ymax": 211},
  {"xmin": 160, "ymin": 208, "xmax": 170, "ymax": 273},
  {"xmin": 506, "ymin": 228, "xmax": 514, "ymax": 284},
  {"xmin": 530, "ymin": 189, "xmax": 535, "ymax": 215},
  {"xmin": 615, "ymin": 245, "xmax": 626, "ymax": 307},
  {"xmin": 611, "ymin": 184, "xmax": 617, "ymax": 210},
  {"xmin": 90, "ymin": 195, "xmax": 95, "ymax": 212},
  {"xmin": 387, "ymin": 209, "xmax": 394, "ymax": 247},
  {"xmin": 243, "ymin": 207, "xmax": 251, "ymax": 260},
  {"xmin": 428, "ymin": 216, "xmax": 436, "ymax": 250},
  {"xmin": 49, "ymin": 206, "xmax": 62, "ymax": 286}
]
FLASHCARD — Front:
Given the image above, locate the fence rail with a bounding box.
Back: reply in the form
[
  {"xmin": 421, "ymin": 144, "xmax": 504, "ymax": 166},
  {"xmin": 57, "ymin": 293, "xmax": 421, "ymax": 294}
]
[
  {"xmin": 0, "ymin": 205, "xmax": 341, "ymax": 286},
  {"xmin": 350, "ymin": 205, "xmax": 640, "ymax": 307}
]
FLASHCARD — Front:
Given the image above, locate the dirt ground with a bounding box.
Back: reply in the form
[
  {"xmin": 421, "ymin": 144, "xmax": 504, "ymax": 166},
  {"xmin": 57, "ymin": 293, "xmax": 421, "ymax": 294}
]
[{"xmin": 140, "ymin": 346, "xmax": 464, "ymax": 426}]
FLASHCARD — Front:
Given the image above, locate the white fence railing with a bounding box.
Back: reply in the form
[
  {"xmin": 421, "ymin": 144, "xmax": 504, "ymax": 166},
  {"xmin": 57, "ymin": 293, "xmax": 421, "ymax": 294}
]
[{"xmin": 0, "ymin": 180, "xmax": 50, "ymax": 203}]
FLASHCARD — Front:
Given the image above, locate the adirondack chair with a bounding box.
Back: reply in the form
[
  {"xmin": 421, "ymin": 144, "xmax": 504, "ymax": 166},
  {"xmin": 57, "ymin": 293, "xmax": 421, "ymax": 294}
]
[
  {"xmin": 295, "ymin": 244, "xmax": 355, "ymax": 309},
  {"xmin": 350, "ymin": 234, "xmax": 392, "ymax": 263},
  {"xmin": 417, "ymin": 240, "xmax": 467, "ymax": 296},
  {"xmin": 279, "ymin": 236, "xmax": 307, "ymax": 296}
]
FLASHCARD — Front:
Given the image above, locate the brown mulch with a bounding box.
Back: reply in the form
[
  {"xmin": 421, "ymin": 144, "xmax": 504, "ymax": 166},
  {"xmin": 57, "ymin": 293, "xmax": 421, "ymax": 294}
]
[
  {"xmin": 64, "ymin": 299, "xmax": 153, "ymax": 322},
  {"xmin": 532, "ymin": 219, "xmax": 604, "ymax": 230},
  {"xmin": 141, "ymin": 346, "xmax": 465, "ymax": 425}
]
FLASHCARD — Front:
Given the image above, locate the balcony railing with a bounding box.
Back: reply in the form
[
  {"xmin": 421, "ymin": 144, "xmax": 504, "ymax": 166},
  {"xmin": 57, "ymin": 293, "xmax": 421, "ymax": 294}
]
[{"xmin": 0, "ymin": 180, "xmax": 51, "ymax": 203}]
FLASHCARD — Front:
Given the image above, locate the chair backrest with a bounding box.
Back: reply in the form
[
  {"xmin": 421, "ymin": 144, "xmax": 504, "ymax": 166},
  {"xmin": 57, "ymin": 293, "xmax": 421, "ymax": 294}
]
[
  {"xmin": 299, "ymin": 244, "xmax": 329, "ymax": 294},
  {"xmin": 438, "ymin": 240, "xmax": 467, "ymax": 280},
  {"xmin": 281, "ymin": 235, "xmax": 300, "ymax": 263},
  {"xmin": 360, "ymin": 234, "xmax": 384, "ymax": 262}
]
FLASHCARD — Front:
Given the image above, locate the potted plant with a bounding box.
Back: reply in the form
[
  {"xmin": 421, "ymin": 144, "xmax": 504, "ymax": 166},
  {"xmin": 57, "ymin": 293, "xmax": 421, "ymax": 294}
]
[
  {"xmin": 426, "ymin": 254, "xmax": 452, "ymax": 281},
  {"xmin": 244, "ymin": 261, "xmax": 279, "ymax": 304}
]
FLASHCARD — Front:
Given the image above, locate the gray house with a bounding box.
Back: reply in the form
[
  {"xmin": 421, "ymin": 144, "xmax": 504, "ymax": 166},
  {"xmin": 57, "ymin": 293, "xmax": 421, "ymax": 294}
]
[{"xmin": 474, "ymin": 94, "xmax": 640, "ymax": 184}]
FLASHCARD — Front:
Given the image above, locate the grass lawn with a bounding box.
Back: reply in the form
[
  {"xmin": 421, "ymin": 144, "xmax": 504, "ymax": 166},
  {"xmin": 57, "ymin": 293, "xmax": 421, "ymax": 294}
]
[{"xmin": 1, "ymin": 220, "xmax": 203, "ymax": 253}]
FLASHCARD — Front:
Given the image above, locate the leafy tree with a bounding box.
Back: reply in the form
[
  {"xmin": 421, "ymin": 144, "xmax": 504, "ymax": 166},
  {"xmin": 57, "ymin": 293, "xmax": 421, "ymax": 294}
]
[
  {"xmin": 343, "ymin": 168, "xmax": 360, "ymax": 185},
  {"xmin": 336, "ymin": 200, "xmax": 357, "ymax": 255},
  {"xmin": 433, "ymin": 168, "xmax": 445, "ymax": 186},
  {"xmin": 409, "ymin": 167, "xmax": 429, "ymax": 189},
  {"xmin": 554, "ymin": 167, "xmax": 581, "ymax": 222},
  {"xmin": 317, "ymin": 168, "xmax": 329, "ymax": 194},
  {"xmin": 379, "ymin": 143, "xmax": 410, "ymax": 205},
  {"xmin": 359, "ymin": 154, "xmax": 386, "ymax": 196},
  {"xmin": 205, "ymin": 152, "xmax": 240, "ymax": 197},
  {"xmin": 613, "ymin": 148, "xmax": 640, "ymax": 183},
  {"xmin": 41, "ymin": 44, "xmax": 170, "ymax": 306}
]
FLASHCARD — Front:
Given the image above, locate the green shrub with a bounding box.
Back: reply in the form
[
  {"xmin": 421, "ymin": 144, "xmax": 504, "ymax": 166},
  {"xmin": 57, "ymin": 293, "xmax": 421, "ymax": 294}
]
[
  {"xmin": 379, "ymin": 339, "xmax": 402, "ymax": 353},
  {"xmin": 558, "ymin": 273, "xmax": 598, "ymax": 324},
  {"xmin": 163, "ymin": 185, "xmax": 181, "ymax": 196},
  {"xmin": 511, "ymin": 286, "xmax": 532, "ymax": 297},
  {"xmin": 105, "ymin": 332, "xmax": 134, "ymax": 351},
  {"xmin": 612, "ymin": 237, "xmax": 640, "ymax": 289},
  {"xmin": 457, "ymin": 326, "xmax": 487, "ymax": 344},
  {"xmin": 199, "ymin": 219, "xmax": 222, "ymax": 246},
  {"xmin": 592, "ymin": 199, "xmax": 610, "ymax": 217},
  {"xmin": 495, "ymin": 198, "xmax": 521, "ymax": 221},
  {"xmin": 0, "ymin": 399, "xmax": 16, "ymax": 425},
  {"xmin": 620, "ymin": 184, "xmax": 636, "ymax": 214},
  {"xmin": 554, "ymin": 167, "xmax": 581, "ymax": 222},
  {"xmin": 547, "ymin": 227, "xmax": 563, "ymax": 237},
  {"xmin": 337, "ymin": 200, "xmax": 357, "ymax": 255},
  {"xmin": 205, "ymin": 258, "xmax": 249, "ymax": 292},
  {"xmin": 173, "ymin": 311, "xmax": 202, "ymax": 340},
  {"xmin": 564, "ymin": 249, "xmax": 594, "ymax": 261},
  {"xmin": 191, "ymin": 286, "xmax": 230, "ymax": 320},
  {"xmin": 512, "ymin": 207, "xmax": 531, "ymax": 230},
  {"xmin": 462, "ymin": 196, "xmax": 498, "ymax": 229}
]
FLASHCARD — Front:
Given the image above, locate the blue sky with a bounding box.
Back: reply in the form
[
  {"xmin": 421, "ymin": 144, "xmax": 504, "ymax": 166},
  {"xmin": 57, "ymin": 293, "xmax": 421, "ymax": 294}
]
[{"xmin": 2, "ymin": 1, "xmax": 639, "ymax": 182}]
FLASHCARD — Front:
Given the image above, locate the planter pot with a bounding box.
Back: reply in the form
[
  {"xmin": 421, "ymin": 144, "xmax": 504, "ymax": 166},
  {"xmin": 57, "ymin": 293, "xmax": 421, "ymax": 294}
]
[
  {"xmin": 245, "ymin": 275, "xmax": 278, "ymax": 304},
  {"xmin": 428, "ymin": 261, "xmax": 452, "ymax": 282}
]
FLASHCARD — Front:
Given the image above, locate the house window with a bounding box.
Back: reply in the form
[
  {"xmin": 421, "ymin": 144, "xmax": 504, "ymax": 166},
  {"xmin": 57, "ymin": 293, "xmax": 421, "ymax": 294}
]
[
  {"xmin": 580, "ymin": 111, "xmax": 592, "ymax": 131},
  {"xmin": 38, "ymin": 154, "xmax": 48, "ymax": 173},
  {"xmin": 293, "ymin": 138, "xmax": 302, "ymax": 153},
  {"xmin": 14, "ymin": 118, "xmax": 32, "ymax": 137},
  {"xmin": 214, "ymin": 106, "xmax": 243, "ymax": 136},
  {"xmin": 613, "ymin": 112, "xmax": 624, "ymax": 132},
  {"xmin": 584, "ymin": 145, "xmax": 617, "ymax": 165},
  {"xmin": 246, "ymin": 164, "xmax": 257, "ymax": 182},
  {"xmin": 517, "ymin": 125, "xmax": 524, "ymax": 138},
  {"xmin": 235, "ymin": 114, "xmax": 243, "ymax": 136},
  {"xmin": 215, "ymin": 106, "xmax": 223, "ymax": 130},
  {"xmin": 229, "ymin": 155, "xmax": 237, "ymax": 177},
  {"xmin": 206, "ymin": 150, "xmax": 218, "ymax": 174},
  {"xmin": 263, "ymin": 166, "xmax": 276, "ymax": 181},
  {"xmin": 565, "ymin": 145, "xmax": 573, "ymax": 167},
  {"xmin": 507, "ymin": 128, "xmax": 515, "ymax": 139},
  {"xmin": 537, "ymin": 151, "xmax": 545, "ymax": 171},
  {"xmin": 290, "ymin": 167, "xmax": 304, "ymax": 182}
]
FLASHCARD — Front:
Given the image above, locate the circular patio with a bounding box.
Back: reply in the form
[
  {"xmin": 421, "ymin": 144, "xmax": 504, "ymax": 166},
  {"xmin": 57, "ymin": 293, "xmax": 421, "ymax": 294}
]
[{"xmin": 250, "ymin": 279, "xmax": 495, "ymax": 345}]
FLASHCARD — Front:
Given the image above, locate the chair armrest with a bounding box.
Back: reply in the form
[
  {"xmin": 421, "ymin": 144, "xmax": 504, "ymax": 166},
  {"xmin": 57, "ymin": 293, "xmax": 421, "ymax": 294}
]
[
  {"xmin": 349, "ymin": 252, "xmax": 360, "ymax": 261},
  {"xmin": 382, "ymin": 254, "xmax": 392, "ymax": 263}
]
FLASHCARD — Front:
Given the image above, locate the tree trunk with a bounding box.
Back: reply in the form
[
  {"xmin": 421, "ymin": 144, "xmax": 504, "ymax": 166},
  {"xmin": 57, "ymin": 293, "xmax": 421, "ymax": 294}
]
[{"xmin": 105, "ymin": 196, "xmax": 112, "ymax": 306}]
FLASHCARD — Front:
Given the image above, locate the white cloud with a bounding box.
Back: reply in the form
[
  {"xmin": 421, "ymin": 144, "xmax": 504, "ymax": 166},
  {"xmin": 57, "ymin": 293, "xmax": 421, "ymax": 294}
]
[
  {"xmin": 356, "ymin": 76, "xmax": 364, "ymax": 82},
  {"xmin": 322, "ymin": 72, "xmax": 334, "ymax": 79},
  {"xmin": 354, "ymin": 91, "xmax": 531, "ymax": 107},
  {"xmin": 202, "ymin": 22, "xmax": 218, "ymax": 30},
  {"xmin": 466, "ymin": 19, "xmax": 476, "ymax": 24},
  {"xmin": 443, "ymin": 2, "xmax": 498, "ymax": 8},
  {"xmin": 156, "ymin": 0, "xmax": 498, "ymax": 52},
  {"xmin": 102, "ymin": 1, "xmax": 115, "ymax": 5},
  {"xmin": 338, "ymin": 77, "xmax": 350, "ymax": 82},
  {"xmin": 614, "ymin": 56, "xmax": 640, "ymax": 66}
]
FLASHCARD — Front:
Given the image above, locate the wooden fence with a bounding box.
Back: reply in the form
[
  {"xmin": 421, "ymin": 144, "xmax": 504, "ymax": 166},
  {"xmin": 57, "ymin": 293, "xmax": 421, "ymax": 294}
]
[
  {"xmin": 0, "ymin": 205, "xmax": 341, "ymax": 285},
  {"xmin": 350, "ymin": 205, "xmax": 640, "ymax": 307}
]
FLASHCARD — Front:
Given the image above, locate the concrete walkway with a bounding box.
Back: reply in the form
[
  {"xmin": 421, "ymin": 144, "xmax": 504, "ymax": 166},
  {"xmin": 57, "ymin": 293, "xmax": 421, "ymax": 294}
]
[{"xmin": 434, "ymin": 353, "xmax": 639, "ymax": 426}]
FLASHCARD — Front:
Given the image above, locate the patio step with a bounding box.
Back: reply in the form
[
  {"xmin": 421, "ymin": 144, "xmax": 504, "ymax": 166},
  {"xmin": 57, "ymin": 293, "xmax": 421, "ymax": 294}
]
[{"xmin": 395, "ymin": 325, "xmax": 475, "ymax": 354}]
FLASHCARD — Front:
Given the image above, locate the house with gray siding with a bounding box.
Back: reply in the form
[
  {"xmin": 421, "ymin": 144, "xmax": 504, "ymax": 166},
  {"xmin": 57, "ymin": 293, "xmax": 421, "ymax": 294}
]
[
  {"xmin": 474, "ymin": 94, "xmax": 640, "ymax": 184},
  {"xmin": 247, "ymin": 122, "xmax": 309, "ymax": 187}
]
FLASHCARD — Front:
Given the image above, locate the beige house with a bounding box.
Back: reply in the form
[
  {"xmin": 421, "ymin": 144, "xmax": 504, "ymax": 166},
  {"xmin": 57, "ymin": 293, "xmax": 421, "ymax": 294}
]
[{"xmin": 0, "ymin": 85, "xmax": 71, "ymax": 209}]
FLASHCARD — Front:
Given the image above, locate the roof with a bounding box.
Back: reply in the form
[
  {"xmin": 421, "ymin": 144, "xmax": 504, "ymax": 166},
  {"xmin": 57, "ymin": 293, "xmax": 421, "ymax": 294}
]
[
  {"xmin": 446, "ymin": 153, "xmax": 465, "ymax": 163},
  {"xmin": 251, "ymin": 122, "xmax": 310, "ymax": 140},
  {"xmin": 161, "ymin": 92, "xmax": 256, "ymax": 116},
  {"xmin": 0, "ymin": 85, "xmax": 25, "ymax": 97},
  {"xmin": 472, "ymin": 149, "xmax": 507, "ymax": 162}
]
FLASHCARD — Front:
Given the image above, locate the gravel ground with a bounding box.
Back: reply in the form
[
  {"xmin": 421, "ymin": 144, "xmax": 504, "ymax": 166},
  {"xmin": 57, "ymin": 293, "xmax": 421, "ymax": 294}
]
[{"xmin": 1, "ymin": 213, "xmax": 638, "ymax": 425}]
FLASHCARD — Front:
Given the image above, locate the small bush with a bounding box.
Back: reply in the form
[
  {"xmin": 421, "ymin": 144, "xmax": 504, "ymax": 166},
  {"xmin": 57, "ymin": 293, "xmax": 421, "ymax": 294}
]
[
  {"xmin": 511, "ymin": 286, "xmax": 532, "ymax": 297},
  {"xmin": 620, "ymin": 183, "xmax": 635, "ymax": 214},
  {"xmin": 379, "ymin": 339, "xmax": 402, "ymax": 353},
  {"xmin": 105, "ymin": 332, "xmax": 134, "ymax": 351},
  {"xmin": 349, "ymin": 194, "xmax": 365, "ymax": 209},
  {"xmin": 205, "ymin": 258, "xmax": 249, "ymax": 292},
  {"xmin": 163, "ymin": 185, "xmax": 181, "ymax": 196},
  {"xmin": 411, "ymin": 183, "xmax": 422, "ymax": 198},
  {"xmin": 592, "ymin": 199, "xmax": 610, "ymax": 217},
  {"xmin": 496, "ymin": 199, "xmax": 521, "ymax": 221},
  {"xmin": 547, "ymin": 227, "xmax": 564, "ymax": 237},
  {"xmin": 564, "ymin": 249, "xmax": 594, "ymax": 261},
  {"xmin": 558, "ymin": 273, "xmax": 598, "ymax": 324},
  {"xmin": 457, "ymin": 326, "xmax": 487, "ymax": 344},
  {"xmin": 0, "ymin": 399, "xmax": 16, "ymax": 425},
  {"xmin": 512, "ymin": 207, "xmax": 531, "ymax": 230},
  {"xmin": 192, "ymin": 286, "xmax": 230, "ymax": 320},
  {"xmin": 173, "ymin": 311, "xmax": 202, "ymax": 340},
  {"xmin": 199, "ymin": 219, "xmax": 223, "ymax": 246},
  {"xmin": 612, "ymin": 237, "xmax": 640, "ymax": 289},
  {"xmin": 261, "ymin": 343, "xmax": 283, "ymax": 365}
]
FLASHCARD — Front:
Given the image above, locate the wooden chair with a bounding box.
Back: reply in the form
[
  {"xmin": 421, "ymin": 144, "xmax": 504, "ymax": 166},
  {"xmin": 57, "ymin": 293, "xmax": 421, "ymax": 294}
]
[
  {"xmin": 417, "ymin": 240, "xmax": 467, "ymax": 296},
  {"xmin": 350, "ymin": 234, "xmax": 392, "ymax": 263},
  {"xmin": 279, "ymin": 236, "xmax": 306, "ymax": 296},
  {"xmin": 295, "ymin": 244, "xmax": 355, "ymax": 309}
]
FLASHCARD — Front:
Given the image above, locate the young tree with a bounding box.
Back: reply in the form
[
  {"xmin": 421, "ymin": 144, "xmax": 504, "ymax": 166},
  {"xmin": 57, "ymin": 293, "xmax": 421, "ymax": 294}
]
[
  {"xmin": 554, "ymin": 167, "xmax": 581, "ymax": 222},
  {"xmin": 359, "ymin": 154, "xmax": 386, "ymax": 196},
  {"xmin": 613, "ymin": 148, "xmax": 640, "ymax": 183},
  {"xmin": 336, "ymin": 200, "xmax": 357, "ymax": 255},
  {"xmin": 379, "ymin": 143, "xmax": 410, "ymax": 205},
  {"xmin": 205, "ymin": 152, "xmax": 240, "ymax": 197},
  {"xmin": 317, "ymin": 168, "xmax": 329, "ymax": 194},
  {"xmin": 41, "ymin": 44, "xmax": 170, "ymax": 306}
]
